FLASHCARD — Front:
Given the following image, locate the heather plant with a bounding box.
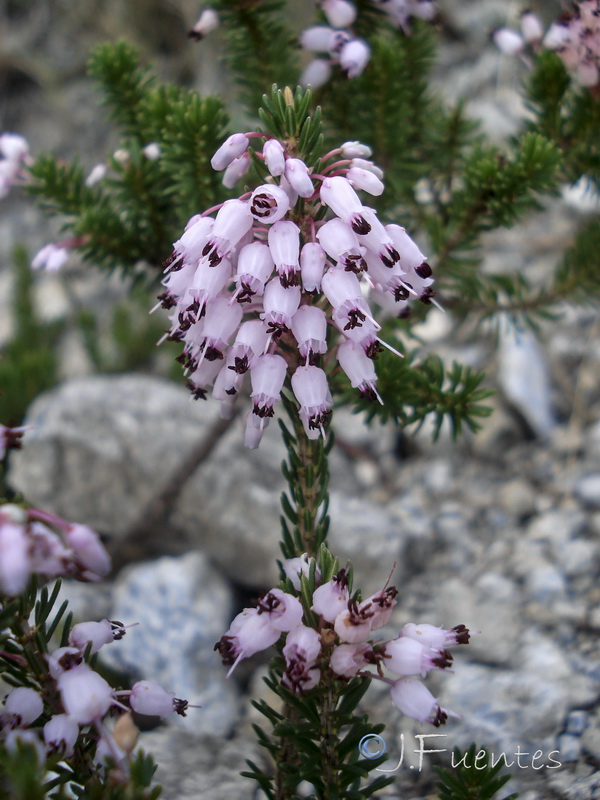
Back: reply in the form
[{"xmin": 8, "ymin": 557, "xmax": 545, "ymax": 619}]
[{"xmin": 1, "ymin": 1, "xmax": 599, "ymax": 798}]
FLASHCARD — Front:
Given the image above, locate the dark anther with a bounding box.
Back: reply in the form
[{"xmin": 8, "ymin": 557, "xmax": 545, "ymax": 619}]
[
  {"xmin": 257, "ymin": 591, "xmax": 281, "ymax": 614},
  {"xmin": 360, "ymin": 387, "xmax": 378, "ymax": 402},
  {"xmin": 157, "ymin": 292, "xmax": 176, "ymax": 309},
  {"xmin": 167, "ymin": 330, "xmax": 184, "ymax": 342},
  {"xmin": 110, "ymin": 620, "xmax": 127, "ymax": 640},
  {"xmin": 415, "ymin": 261, "xmax": 432, "ymax": 279},
  {"xmin": 308, "ymin": 352, "xmax": 321, "ymax": 367},
  {"xmin": 351, "ymin": 216, "xmax": 371, "ymax": 236},
  {"xmin": 420, "ymin": 287, "xmax": 436, "ymax": 304},
  {"xmin": 452, "ymin": 624, "xmax": 471, "ymax": 644},
  {"xmin": 228, "ymin": 355, "xmax": 249, "ymax": 374},
  {"xmin": 225, "ymin": 387, "xmax": 237, "ymax": 396},
  {"xmin": 432, "ymin": 706, "xmax": 448, "ymax": 727},
  {"xmin": 279, "ymin": 271, "xmax": 301, "ymax": 288},
  {"xmin": 394, "ymin": 286, "xmax": 410, "ymax": 302},
  {"xmin": 365, "ymin": 341, "xmax": 384, "ymax": 360},
  {"xmin": 185, "ymin": 381, "xmax": 207, "ymax": 400},
  {"xmin": 344, "ymin": 254, "xmax": 367, "ymax": 274},
  {"xmin": 253, "ymin": 403, "xmax": 275, "ymax": 419},
  {"xmin": 432, "ymin": 649, "xmax": 454, "ymax": 670},
  {"xmin": 344, "ymin": 308, "xmax": 366, "ymax": 330},
  {"xmin": 204, "ymin": 346, "xmax": 224, "ymax": 361},
  {"xmin": 333, "ymin": 568, "xmax": 349, "ymax": 589},
  {"xmin": 173, "ymin": 698, "xmax": 190, "ymax": 717}
]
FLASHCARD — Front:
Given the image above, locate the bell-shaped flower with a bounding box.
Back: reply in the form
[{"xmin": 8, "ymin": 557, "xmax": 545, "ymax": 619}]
[
  {"xmin": 283, "ymin": 553, "xmax": 320, "ymax": 590},
  {"xmin": 385, "ymin": 224, "xmax": 428, "ymax": 272},
  {"xmin": 317, "ymin": 218, "xmax": 366, "ymax": 274},
  {"xmin": 234, "ymin": 241, "xmax": 275, "ymax": 302},
  {"xmin": 390, "ymin": 677, "xmax": 450, "ymax": 727},
  {"xmin": 311, "ymin": 569, "xmax": 350, "ymax": 622},
  {"xmin": 69, "ymin": 619, "xmax": 127, "ymax": 655},
  {"xmin": 383, "ymin": 636, "xmax": 452, "ymax": 678},
  {"xmin": 400, "ymin": 622, "xmax": 471, "ymax": 649},
  {"xmin": 359, "ymin": 586, "xmax": 398, "ymax": 629},
  {"xmin": 58, "ymin": 664, "xmax": 115, "ymax": 725},
  {"xmin": 337, "ymin": 339, "xmax": 382, "ymax": 402},
  {"xmin": 222, "ymin": 152, "xmax": 251, "ymax": 188},
  {"xmin": 282, "ymin": 624, "xmax": 322, "ymax": 693},
  {"xmin": 29, "ymin": 521, "xmax": 71, "ymax": 580},
  {"xmin": 196, "ymin": 294, "xmax": 243, "ymax": 362},
  {"xmin": 300, "ymin": 242, "xmax": 327, "ymax": 292},
  {"xmin": 0, "ymin": 520, "xmax": 30, "ymax": 595},
  {"xmin": 263, "ymin": 139, "xmax": 286, "ymax": 176},
  {"xmin": 300, "ymin": 25, "xmax": 335, "ymax": 51},
  {"xmin": 261, "ymin": 282, "xmax": 301, "ymax": 335},
  {"xmin": 3, "ymin": 688, "xmax": 43, "ymax": 728},
  {"xmin": 268, "ymin": 220, "xmax": 301, "ymax": 286},
  {"xmin": 355, "ymin": 208, "xmax": 400, "ymax": 267},
  {"xmin": 43, "ymin": 714, "xmax": 79, "ymax": 757},
  {"xmin": 330, "ymin": 642, "xmax": 372, "ymax": 678},
  {"xmin": 322, "ymin": 0, "xmax": 357, "ymax": 27},
  {"xmin": 300, "ymin": 59, "xmax": 332, "ymax": 90},
  {"xmin": 341, "ymin": 141, "xmax": 372, "ymax": 158},
  {"xmin": 291, "ymin": 305, "xmax": 328, "ymax": 363},
  {"xmin": 172, "ymin": 216, "xmax": 214, "ymax": 267},
  {"xmin": 202, "ymin": 199, "xmax": 253, "ymax": 266},
  {"xmin": 319, "ymin": 176, "xmax": 371, "ymax": 235},
  {"xmin": 187, "ymin": 256, "xmax": 232, "ymax": 317},
  {"xmin": 186, "ymin": 357, "xmax": 222, "ymax": 400},
  {"xmin": 492, "ymin": 27, "xmax": 525, "ymax": 56},
  {"xmin": 258, "ymin": 588, "xmax": 304, "ymax": 631},
  {"xmin": 215, "ymin": 608, "xmax": 281, "ymax": 675},
  {"xmin": 347, "ymin": 166, "xmax": 384, "ymax": 196},
  {"xmin": 210, "ymin": 133, "xmax": 249, "ymax": 171},
  {"xmin": 520, "ymin": 11, "xmax": 543, "ymax": 43},
  {"xmin": 130, "ymin": 680, "xmax": 190, "ymax": 718},
  {"xmin": 284, "ymin": 158, "xmax": 314, "ymax": 199},
  {"xmin": 249, "ymin": 354, "xmax": 287, "ymax": 421},
  {"xmin": 250, "ymin": 184, "xmax": 290, "ymax": 223},
  {"xmin": 189, "ymin": 8, "xmax": 220, "ymax": 40},
  {"xmin": 350, "ymin": 158, "xmax": 383, "ymax": 179},
  {"xmin": 339, "ymin": 39, "xmax": 370, "ymax": 78},
  {"xmin": 63, "ymin": 523, "xmax": 111, "ymax": 581},
  {"xmin": 334, "ymin": 601, "xmax": 374, "ymax": 644},
  {"xmin": 31, "ymin": 243, "xmax": 69, "ymax": 273},
  {"xmin": 291, "ymin": 365, "xmax": 332, "ymax": 440},
  {"xmin": 47, "ymin": 647, "xmax": 83, "ymax": 680}
]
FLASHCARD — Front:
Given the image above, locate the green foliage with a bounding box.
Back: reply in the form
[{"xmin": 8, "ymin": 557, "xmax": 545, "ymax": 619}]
[
  {"xmin": 27, "ymin": 41, "xmax": 228, "ymax": 276},
  {"xmin": 259, "ymin": 85, "xmax": 324, "ymax": 169},
  {"xmin": 334, "ymin": 336, "xmax": 493, "ymax": 439},
  {"xmin": 278, "ymin": 396, "xmax": 332, "ymax": 559},
  {"xmin": 247, "ymin": 547, "xmax": 393, "ymax": 800},
  {"xmin": 210, "ymin": 0, "xmax": 298, "ymax": 114},
  {"xmin": 525, "ymin": 50, "xmax": 600, "ymax": 189},
  {"xmin": 0, "ymin": 575, "xmax": 162, "ymax": 799},
  {"xmin": 0, "ymin": 245, "xmax": 63, "ymax": 426},
  {"xmin": 435, "ymin": 744, "xmax": 518, "ymax": 800}
]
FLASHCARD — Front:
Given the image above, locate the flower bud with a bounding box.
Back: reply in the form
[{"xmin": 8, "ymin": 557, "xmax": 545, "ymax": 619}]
[
  {"xmin": 300, "ymin": 242, "xmax": 327, "ymax": 292},
  {"xmin": 263, "ymin": 139, "xmax": 286, "ymax": 176},
  {"xmin": 284, "ymin": 158, "xmax": 314, "ymax": 199},
  {"xmin": 210, "ymin": 133, "xmax": 249, "ymax": 171},
  {"xmin": 223, "ymin": 153, "xmax": 251, "ymax": 188},
  {"xmin": 321, "ymin": 0, "xmax": 357, "ymax": 28}
]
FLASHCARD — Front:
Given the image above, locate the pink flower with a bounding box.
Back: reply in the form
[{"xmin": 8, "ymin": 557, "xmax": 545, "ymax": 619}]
[
  {"xmin": 3, "ymin": 688, "xmax": 43, "ymax": 728},
  {"xmin": 43, "ymin": 714, "xmax": 79, "ymax": 757},
  {"xmin": 215, "ymin": 608, "xmax": 281, "ymax": 676},
  {"xmin": 390, "ymin": 677, "xmax": 450, "ymax": 727},
  {"xmin": 130, "ymin": 680, "xmax": 190, "ymax": 717},
  {"xmin": 282, "ymin": 625, "xmax": 321, "ymax": 693},
  {"xmin": 58, "ymin": 665, "xmax": 115, "ymax": 725},
  {"xmin": 311, "ymin": 569, "xmax": 350, "ymax": 622}
]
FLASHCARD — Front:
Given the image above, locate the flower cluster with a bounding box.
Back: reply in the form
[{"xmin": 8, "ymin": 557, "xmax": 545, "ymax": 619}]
[
  {"xmin": 299, "ymin": 0, "xmax": 437, "ymax": 88},
  {"xmin": 494, "ymin": 2, "xmax": 600, "ymax": 89},
  {"xmin": 0, "ymin": 618, "xmax": 194, "ymax": 778},
  {"xmin": 0, "ymin": 133, "xmax": 31, "ymax": 199},
  {"xmin": 215, "ymin": 562, "xmax": 470, "ymax": 726},
  {"xmin": 0, "ymin": 504, "xmax": 111, "ymax": 595},
  {"xmin": 158, "ymin": 130, "xmax": 436, "ymax": 448}
]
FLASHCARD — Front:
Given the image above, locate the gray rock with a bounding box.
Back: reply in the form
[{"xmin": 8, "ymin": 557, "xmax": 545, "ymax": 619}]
[
  {"xmin": 556, "ymin": 733, "xmax": 582, "ymax": 764},
  {"xmin": 8, "ymin": 375, "xmax": 220, "ymax": 538},
  {"xmin": 138, "ymin": 729, "xmax": 259, "ymax": 800},
  {"xmin": 574, "ymin": 475, "xmax": 600, "ymax": 509},
  {"xmin": 498, "ymin": 326, "xmax": 556, "ymax": 440},
  {"xmin": 565, "ymin": 711, "xmax": 588, "ymax": 736},
  {"xmin": 100, "ymin": 552, "xmax": 239, "ymax": 736}
]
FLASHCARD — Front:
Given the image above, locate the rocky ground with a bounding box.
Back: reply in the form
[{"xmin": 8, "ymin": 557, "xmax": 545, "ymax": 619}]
[{"xmin": 2, "ymin": 1, "xmax": 599, "ymax": 799}]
